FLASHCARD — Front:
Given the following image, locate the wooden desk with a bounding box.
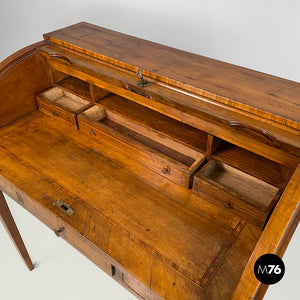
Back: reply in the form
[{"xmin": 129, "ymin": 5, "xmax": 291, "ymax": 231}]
[{"xmin": 0, "ymin": 22, "xmax": 299, "ymax": 300}]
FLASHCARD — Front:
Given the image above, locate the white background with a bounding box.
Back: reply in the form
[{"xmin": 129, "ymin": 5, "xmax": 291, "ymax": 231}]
[{"xmin": 0, "ymin": 1, "xmax": 299, "ymax": 299}]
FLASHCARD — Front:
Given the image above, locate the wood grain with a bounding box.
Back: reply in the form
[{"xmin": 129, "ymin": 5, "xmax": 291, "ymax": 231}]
[
  {"xmin": 0, "ymin": 44, "xmax": 50, "ymax": 127},
  {"xmin": 232, "ymin": 164, "xmax": 300, "ymax": 300},
  {"xmin": 44, "ymin": 22, "xmax": 300, "ymax": 131},
  {"xmin": 37, "ymin": 44, "xmax": 300, "ymax": 166},
  {"xmin": 78, "ymin": 109, "xmax": 202, "ymax": 187},
  {"xmin": 0, "ymin": 173, "xmax": 161, "ymax": 300},
  {"xmin": 0, "ymin": 41, "xmax": 47, "ymax": 77},
  {"xmin": 199, "ymin": 160, "xmax": 279, "ymax": 210},
  {"xmin": 0, "ymin": 23, "xmax": 299, "ymax": 299},
  {"xmin": 97, "ymin": 94, "xmax": 208, "ymax": 157},
  {"xmin": 0, "ymin": 112, "xmax": 259, "ymax": 295},
  {"xmin": 56, "ymin": 76, "xmax": 91, "ymax": 99},
  {"xmin": 0, "ymin": 190, "xmax": 34, "ymax": 271},
  {"xmin": 212, "ymin": 142, "xmax": 294, "ymax": 188}
]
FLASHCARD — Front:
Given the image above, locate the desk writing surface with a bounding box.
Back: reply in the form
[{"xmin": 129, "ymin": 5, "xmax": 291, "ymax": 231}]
[{"xmin": 0, "ymin": 111, "xmax": 260, "ymax": 293}]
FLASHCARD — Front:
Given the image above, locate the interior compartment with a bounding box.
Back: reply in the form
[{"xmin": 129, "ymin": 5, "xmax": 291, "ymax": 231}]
[
  {"xmin": 211, "ymin": 141, "xmax": 294, "ymax": 188},
  {"xmin": 97, "ymin": 94, "xmax": 208, "ymax": 158},
  {"xmin": 78, "ymin": 97, "xmax": 208, "ymax": 187},
  {"xmin": 196, "ymin": 159, "xmax": 280, "ymax": 210},
  {"xmin": 81, "ymin": 105, "xmax": 200, "ymax": 165},
  {"xmin": 42, "ymin": 86, "xmax": 289, "ymax": 225},
  {"xmin": 42, "ymin": 87, "xmax": 90, "ymax": 112},
  {"xmin": 81, "ymin": 104, "xmax": 106, "ymax": 121},
  {"xmin": 50, "ymin": 69, "xmax": 110, "ymax": 102},
  {"xmin": 56, "ymin": 76, "xmax": 91, "ymax": 99}
]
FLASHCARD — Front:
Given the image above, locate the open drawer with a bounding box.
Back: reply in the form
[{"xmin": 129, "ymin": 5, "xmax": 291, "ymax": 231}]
[
  {"xmin": 77, "ymin": 94, "xmax": 208, "ymax": 187},
  {"xmin": 36, "ymin": 87, "xmax": 92, "ymax": 129},
  {"xmin": 193, "ymin": 159, "xmax": 282, "ymax": 228}
]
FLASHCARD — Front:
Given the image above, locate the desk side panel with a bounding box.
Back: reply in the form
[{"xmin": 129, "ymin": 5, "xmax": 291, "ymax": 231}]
[
  {"xmin": 0, "ymin": 42, "xmax": 51, "ymax": 127},
  {"xmin": 232, "ymin": 164, "xmax": 300, "ymax": 299}
]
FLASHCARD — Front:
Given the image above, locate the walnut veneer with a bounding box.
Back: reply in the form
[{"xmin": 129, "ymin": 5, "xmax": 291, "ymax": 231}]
[{"xmin": 0, "ymin": 22, "xmax": 299, "ymax": 300}]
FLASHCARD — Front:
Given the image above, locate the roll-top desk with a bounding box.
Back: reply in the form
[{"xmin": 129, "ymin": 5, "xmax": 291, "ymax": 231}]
[{"xmin": 0, "ymin": 22, "xmax": 299, "ymax": 300}]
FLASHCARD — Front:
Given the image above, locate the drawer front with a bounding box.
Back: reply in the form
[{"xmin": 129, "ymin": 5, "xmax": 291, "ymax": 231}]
[
  {"xmin": 37, "ymin": 96, "xmax": 77, "ymax": 128},
  {"xmin": 192, "ymin": 158, "xmax": 281, "ymax": 229},
  {"xmin": 78, "ymin": 117, "xmax": 190, "ymax": 187},
  {"xmin": 192, "ymin": 174, "xmax": 267, "ymax": 229}
]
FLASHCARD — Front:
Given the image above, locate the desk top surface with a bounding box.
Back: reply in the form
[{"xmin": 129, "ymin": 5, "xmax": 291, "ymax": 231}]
[
  {"xmin": 0, "ymin": 111, "xmax": 260, "ymax": 291},
  {"xmin": 45, "ymin": 22, "xmax": 300, "ymax": 130}
]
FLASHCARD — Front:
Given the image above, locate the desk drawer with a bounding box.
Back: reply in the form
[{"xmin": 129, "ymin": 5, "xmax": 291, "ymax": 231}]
[
  {"xmin": 78, "ymin": 102, "xmax": 206, "ymax": 187},
  {"xmin": 192, "ymin": 159, "xmax": 281, "ymax": 228},
  {"xmin": 36, "ymin": 87, "xmax": 91, "ymax": 129}
]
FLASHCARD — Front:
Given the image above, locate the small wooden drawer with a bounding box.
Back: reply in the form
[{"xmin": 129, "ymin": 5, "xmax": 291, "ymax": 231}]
[
  {"xmin": 192, "ymin": 160, "xmax": 281, "ymax": 228},
  {"xmin": 36, "ymin": 87, "xmax": 92, "ymax": 129},
  {"xmin": 78, "ymin": 104, "xmax": 206, "ymax": 187}
]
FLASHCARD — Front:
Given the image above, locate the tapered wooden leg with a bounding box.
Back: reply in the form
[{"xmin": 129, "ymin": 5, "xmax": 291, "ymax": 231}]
[{"xmin": 0, "ymin": 190, "xmax": 34, "ymax": 271}]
